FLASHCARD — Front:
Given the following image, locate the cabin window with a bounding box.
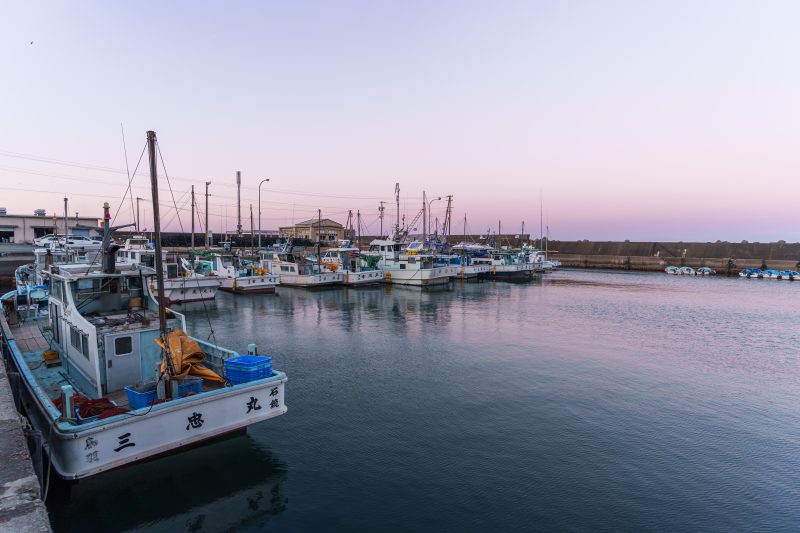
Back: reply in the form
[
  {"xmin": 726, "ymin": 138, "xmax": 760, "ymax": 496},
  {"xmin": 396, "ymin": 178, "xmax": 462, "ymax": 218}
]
[
  {"xmin": 408, "ymin": 257, "xmax": 416, "ymax": 264},
  {"xmin": 114, "ymin": 336, "xmax": 133, "ymax": 356},
  {"xmin": 70, "ymin": 326, "xmax": 81, "ymax": 350},
  {"xmin": 281, "ymin": 265, "xmax": 291, "ymax": 272},
  {"xmin": 167, "ymin": 264, "xmax": 179, "ymax": 279},
  {"xmin": 400, "ymin": 264, "xmax": 406, "ymax": 269},
  {"xmin": 81, "ymin": 335, "xmax": 89, "ymax": 358}
]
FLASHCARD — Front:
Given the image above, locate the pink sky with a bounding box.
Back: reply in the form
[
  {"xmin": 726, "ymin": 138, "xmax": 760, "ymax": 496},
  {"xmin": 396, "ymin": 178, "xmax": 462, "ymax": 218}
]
[{"xmin": 1, "ymin": 1, "xmax": 799, "ymax": 242}]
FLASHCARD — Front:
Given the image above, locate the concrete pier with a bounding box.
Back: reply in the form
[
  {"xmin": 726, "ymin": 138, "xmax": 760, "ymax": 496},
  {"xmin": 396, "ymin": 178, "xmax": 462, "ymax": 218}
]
[{"xmin": 0, "ymin": 357, "xmax": 50, "ymax": 531}]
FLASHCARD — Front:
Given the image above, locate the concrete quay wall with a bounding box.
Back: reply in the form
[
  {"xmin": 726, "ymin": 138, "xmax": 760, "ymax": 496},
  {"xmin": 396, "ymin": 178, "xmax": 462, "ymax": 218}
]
[{"xmin": 0, "ymin": 355, "xmax": 51, "ymax": 531}]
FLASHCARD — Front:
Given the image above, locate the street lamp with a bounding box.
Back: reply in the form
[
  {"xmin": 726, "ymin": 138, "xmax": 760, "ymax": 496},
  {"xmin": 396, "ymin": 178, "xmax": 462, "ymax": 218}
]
[
  {"xmin": 427, "ymin": 196, "xmax": 442, "ymax": 245},
  {"xmin": 258, "ymin": 178, "xmax": 270, "ymax": 248}
]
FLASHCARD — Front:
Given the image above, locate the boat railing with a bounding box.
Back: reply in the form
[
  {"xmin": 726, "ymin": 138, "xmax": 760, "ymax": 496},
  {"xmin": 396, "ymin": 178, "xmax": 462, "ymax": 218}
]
[{"xmin": 193, "ymin": 337, "xmax": 238, "ymax": 374}]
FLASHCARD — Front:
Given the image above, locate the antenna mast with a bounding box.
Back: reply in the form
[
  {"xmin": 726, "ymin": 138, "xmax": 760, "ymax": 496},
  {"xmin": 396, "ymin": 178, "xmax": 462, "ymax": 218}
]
[{"xmin": 378, "ymin": 201, "xmax": 385, "ymax": 237}]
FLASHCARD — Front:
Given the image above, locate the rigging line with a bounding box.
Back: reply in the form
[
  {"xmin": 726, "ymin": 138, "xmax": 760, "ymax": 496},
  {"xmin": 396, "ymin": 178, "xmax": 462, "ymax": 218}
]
[
  {"xmin": 121, "ymin": 124, "xmax": 136, "ymax": 227},
  {"xmin": 84, "ymin": 141, "xmax": 148, "ymax": 273},
  {"xmin": 155, "ymin": 141, "xmax": 186, "ymax": 234}
]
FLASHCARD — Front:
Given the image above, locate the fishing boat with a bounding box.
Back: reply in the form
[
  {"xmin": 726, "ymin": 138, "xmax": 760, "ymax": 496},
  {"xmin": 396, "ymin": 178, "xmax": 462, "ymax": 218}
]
[
  {"xmin": 665, "ymin": 266, "xmax": 680, "ymax": 275},
  {"xmin": 320, "ymin": 245, "xmax": 386, "ymax": 286},
  {"xmin": 183, "ymin": 254, "xmax": 279, "ymax": 294},
  {"xmin": 117, "ymin": 236, "xmax": 222, "ymax": 303},
  {"xmin": 365, "ymin": 238, "xmax": 454, "ymax": 287},
  {"xmin": 0, "ymin": 132, "xmax": 287, "ymax": 480},
  {"xmin": 444, "ymin": 243, "xmax": 493, "ymax": 280},
  {"xmin": 471, "ymin": 249, "xmax": 535, "ymax": 281},
  {"xmin": 260, "ymin": 247, "xmax": 343, "ymax": 287}
]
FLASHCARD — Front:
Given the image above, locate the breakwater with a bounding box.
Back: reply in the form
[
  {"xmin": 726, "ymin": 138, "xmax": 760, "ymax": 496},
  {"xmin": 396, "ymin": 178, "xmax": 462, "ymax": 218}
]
[{"xmin": 546, "ymin": 240, "xmax": 800, "ymax": 275}]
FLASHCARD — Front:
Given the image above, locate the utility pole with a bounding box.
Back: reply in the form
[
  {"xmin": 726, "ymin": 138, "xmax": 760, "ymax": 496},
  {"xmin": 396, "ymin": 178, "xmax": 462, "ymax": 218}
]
[
  {"xmin": 317, "ymin": 209, "xmax": 322, "ymax": 272},
  {"xmin": 63, "ymin": 197, "xmax": 68, "ymax": 237},
  {"xmin": 236, "ymin": 171, "xmax": 242, "ymax": 236},
  {"xmin": 443, "ymin": 195, "xmax": 453, "ymax": 238},
  {"xmin": 190, "ymin": 185, "xmax": 195, "ymax": 250},
  {"xmin": 521, "ymin": 221, "xmax": 525, "ymax": 247},
  {"xmin": 357, "ymin": 210, "xmax": 361, "ymax": 247},
  {"xmin": 204, "ymin": 182, "xmax": 210, "ymax": 249},
  {"xmin": 498, "ymin": 220, "xmax": 501, "ymax": 247},
  {"xmin": 379, "ymin": 201, "xmax": 385, "ymax": 237}
]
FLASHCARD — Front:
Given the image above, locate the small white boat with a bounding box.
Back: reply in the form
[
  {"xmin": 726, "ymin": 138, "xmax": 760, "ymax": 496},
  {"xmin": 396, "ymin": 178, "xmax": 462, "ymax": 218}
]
[
  {"xmin": 260, "ymin": 248, "xmax": 343, "ymax": 287},
  {"xmin": 364, "ymin": 239, "xmax": 455, "ymax": 287},
  {"xmin": 118, "ymin": 237, "xmax": 222, "ymax": 303},
  {"xmin": 696, "ymin": 267, "xmax": 716, "ymax": 276},
  {"xmin": 665, "ymin": 266, "xmax": 680, "ymax": 275},
  {"xmin": 184, "ymin": 254, "xmax": 279, "ymax": 294},
  {"xmin": 471, "ymin": 250, "xmax": 536, "ymax": 282},
  {"xmin": 678, "ymin": 266, "xmax": 695, "ymax": 276},
  {"xmin": 320, "ymin": 245, "xmax": 386, "ymax": 286}
]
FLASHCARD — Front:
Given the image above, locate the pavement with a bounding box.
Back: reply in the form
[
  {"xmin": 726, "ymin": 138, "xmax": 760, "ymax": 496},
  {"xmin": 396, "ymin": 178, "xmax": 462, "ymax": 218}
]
[{"xmin": 0, "ymin": 356, "xmax": 51, "ymax": 532}]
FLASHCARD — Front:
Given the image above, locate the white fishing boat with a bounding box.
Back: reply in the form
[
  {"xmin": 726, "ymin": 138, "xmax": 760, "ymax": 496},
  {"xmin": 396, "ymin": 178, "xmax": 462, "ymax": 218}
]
[
  {"xmin": 117, "ymin": 236, "xmax": 222, "ymax": 303},
  {"xmin": 260, "ymin": 248, "xmax": 343, "ymax": 287},
  {"xmin": 0, "ymin": 132, "xmax": 287, "ymax": 480},
  {"xmin": 365, "ymin": 238, "xmax": 454, "ymax": 287},
  {"xmin": 471, "ymin": 249, "xmax": 535, "ymax": 281},
  {"xmin": 184, "ymin": 254, "xmax": 279, "ymax": 294},
  {"xmin": 320, "ymin": 245, "xmax": 386, "ymax": 286}
]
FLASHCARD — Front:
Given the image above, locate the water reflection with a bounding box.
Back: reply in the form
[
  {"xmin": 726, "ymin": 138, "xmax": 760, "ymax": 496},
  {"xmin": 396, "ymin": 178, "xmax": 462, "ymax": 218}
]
[{"xmin": 48, "ymin": 433, "xmax": 288, "ymax": 532}]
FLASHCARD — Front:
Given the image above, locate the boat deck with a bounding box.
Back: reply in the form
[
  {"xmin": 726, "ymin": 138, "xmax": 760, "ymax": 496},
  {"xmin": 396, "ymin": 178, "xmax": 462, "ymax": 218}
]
[{"xmin": 12, "ymin": 319, "xmax": 223, "ymax": 410}]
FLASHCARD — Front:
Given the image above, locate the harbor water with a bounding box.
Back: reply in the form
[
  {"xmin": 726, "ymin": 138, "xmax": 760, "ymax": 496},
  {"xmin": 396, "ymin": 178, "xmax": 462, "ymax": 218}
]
[{"xmin": 48, "ymin": 270, "xmax": 800, "ymax": 531}]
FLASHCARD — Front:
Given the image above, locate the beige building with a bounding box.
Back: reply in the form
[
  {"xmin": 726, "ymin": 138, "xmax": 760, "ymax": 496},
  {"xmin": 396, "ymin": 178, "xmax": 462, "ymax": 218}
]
[
  {"xmin": 0, "ymin": 209, "xmax": 102, "ymax": 243},
  {"xmin": 278, "ymin": 218, "xmax": 345, "ymax": 242}
]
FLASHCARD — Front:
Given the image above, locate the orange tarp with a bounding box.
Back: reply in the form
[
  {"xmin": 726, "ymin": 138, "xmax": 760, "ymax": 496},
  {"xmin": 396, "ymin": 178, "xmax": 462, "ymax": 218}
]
[{"xmin": 155, "ymin": 328, "xmax": 224, "ymax": 382}]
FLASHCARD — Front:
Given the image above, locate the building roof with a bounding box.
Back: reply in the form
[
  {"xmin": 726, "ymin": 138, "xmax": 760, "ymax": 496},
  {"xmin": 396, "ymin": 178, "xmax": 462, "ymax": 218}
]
[{"xmin": 292, "ymin": 218, "xmax": 343, "ymax": 228}]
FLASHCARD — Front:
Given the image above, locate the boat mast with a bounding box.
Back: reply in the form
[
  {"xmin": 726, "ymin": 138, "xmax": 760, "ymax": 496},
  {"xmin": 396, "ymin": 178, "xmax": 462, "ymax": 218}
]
[
  {"xmin": 357, "ymin": 210, "xmax": 361, "ymax": 247},
  {"xmin": 204, "ymin": 181, "xmax": 210, "ymax": 250},
  {"xmin": 191, "ymin": 185, "xmax": 195, "ymax": 251},
  {"xmin": 147, "ymin": 130, "xmax": 177, "ymax": 392},
  {"xmin": 236, "ymin": 171, "xmax": 242, "ymax": 236}
]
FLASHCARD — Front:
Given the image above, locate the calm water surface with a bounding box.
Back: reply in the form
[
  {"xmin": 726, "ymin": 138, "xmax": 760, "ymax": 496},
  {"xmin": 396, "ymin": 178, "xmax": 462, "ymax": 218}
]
[{"xmin": 49, "ymin": 270, "xmax": 800, "ymax": 531}]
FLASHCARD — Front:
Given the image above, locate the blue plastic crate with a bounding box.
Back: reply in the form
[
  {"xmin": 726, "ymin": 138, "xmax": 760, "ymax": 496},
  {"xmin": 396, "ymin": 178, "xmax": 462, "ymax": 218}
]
[
  {"xmin": 124, "ymin": 384, "xmax": 157, "ymax": 410},
  {"xmin": 224, "ymin": 355, "xmax": 273, "ymax": 384},
  {"xmin": 177, "ymin": 376, "xmax": 203, "ymax": 397}
]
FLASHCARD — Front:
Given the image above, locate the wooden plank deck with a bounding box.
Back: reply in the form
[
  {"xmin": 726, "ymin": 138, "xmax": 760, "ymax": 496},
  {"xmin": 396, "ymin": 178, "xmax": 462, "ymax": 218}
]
[{"xmin": 13, "ymin": 324, "xmax": 49, "ymax": 353}]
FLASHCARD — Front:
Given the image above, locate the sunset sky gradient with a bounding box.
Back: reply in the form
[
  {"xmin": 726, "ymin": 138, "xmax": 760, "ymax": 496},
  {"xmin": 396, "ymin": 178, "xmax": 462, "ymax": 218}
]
[{"xmin": 2, "ymin": 1, "xmax": 799, "ymax": 241}]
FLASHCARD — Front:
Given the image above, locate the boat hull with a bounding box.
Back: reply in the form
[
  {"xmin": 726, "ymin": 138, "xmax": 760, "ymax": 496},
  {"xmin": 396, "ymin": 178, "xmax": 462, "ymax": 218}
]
[
  {"xmin": 278, "ymin": 272, "xmax": 344, "ymax": 287},
  {"xmin": 152, "ymin": 278, "xmax": 222, "ymax": 304},
  {"xmin": 4, "ymin": 325, "xmax": 288, "ymax": 479},
  {"xmin": 383, "ymin": 266, "xmax": 455, "ymax": 287},
  {"xmin": 478, "ymin": 265, "xmax": 535, "ymax": 281},
  {"xmin": 342, "ymin": 270, "xmax": 386, "ymax": 286},
  {"xmin": 219, "ymin": 275, "xmax": 278, "ymax": 294}
]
